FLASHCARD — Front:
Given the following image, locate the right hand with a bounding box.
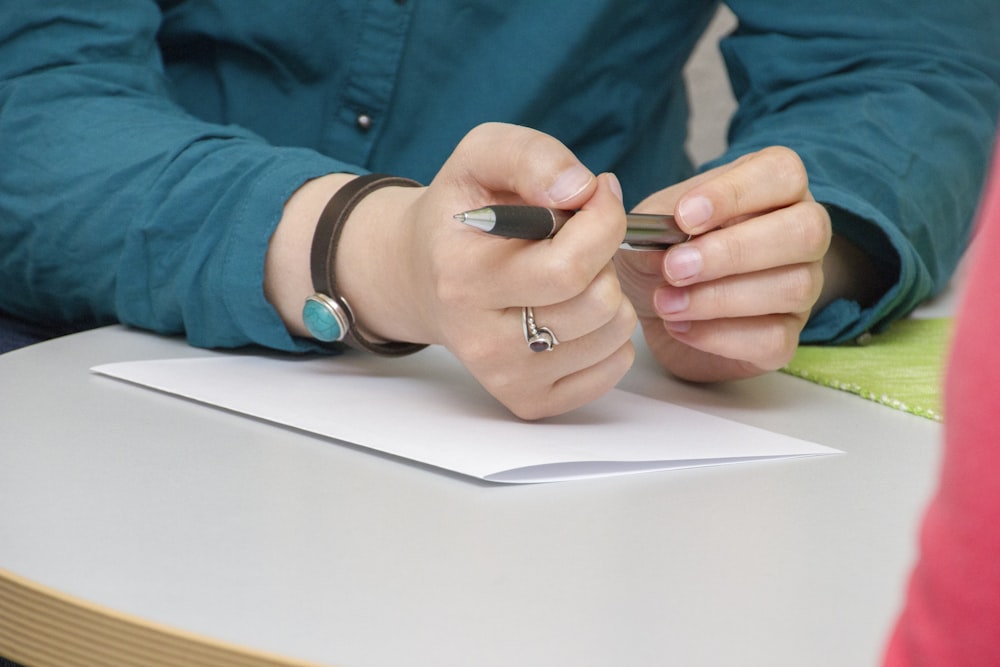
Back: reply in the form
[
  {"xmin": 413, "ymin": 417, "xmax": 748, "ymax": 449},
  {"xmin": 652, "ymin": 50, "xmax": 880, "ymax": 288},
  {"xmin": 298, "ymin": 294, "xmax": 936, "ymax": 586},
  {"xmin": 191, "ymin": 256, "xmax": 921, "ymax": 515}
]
[{"xmin": 333, "ymin": 123, "xmax": 638, "ymax": 419}]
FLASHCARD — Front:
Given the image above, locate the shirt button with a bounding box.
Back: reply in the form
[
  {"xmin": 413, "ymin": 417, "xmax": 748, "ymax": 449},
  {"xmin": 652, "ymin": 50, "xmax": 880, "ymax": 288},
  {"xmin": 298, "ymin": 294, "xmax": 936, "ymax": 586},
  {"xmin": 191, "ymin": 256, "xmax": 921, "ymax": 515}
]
[{"xmin": 356, "ymin": 113, "xmax": 372, "ymax": 131}]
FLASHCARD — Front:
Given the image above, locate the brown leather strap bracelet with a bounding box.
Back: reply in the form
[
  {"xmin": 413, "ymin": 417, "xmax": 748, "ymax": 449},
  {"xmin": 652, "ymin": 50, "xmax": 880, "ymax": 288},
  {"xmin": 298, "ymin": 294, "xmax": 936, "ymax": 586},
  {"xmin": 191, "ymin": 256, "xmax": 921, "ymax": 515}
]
[{"xmin": 302, "ymin": 173, "xmax": 428, "ymax": 356}]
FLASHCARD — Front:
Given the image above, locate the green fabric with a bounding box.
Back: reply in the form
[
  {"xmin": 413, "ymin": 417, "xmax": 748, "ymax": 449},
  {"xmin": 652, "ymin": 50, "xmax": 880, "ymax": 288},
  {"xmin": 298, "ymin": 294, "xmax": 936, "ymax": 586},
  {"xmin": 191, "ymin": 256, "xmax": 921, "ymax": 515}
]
[{"xmin": 782, "ymin": 317, "xmax": 953, "ymax": 421}]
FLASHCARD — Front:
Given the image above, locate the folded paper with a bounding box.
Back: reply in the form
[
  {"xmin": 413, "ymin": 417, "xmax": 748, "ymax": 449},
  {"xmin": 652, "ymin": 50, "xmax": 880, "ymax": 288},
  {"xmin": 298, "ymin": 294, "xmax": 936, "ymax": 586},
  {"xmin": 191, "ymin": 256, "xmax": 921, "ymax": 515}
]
[{"xmin": 93, "ymin": 346, "xmax": 840, "ymax": 484}]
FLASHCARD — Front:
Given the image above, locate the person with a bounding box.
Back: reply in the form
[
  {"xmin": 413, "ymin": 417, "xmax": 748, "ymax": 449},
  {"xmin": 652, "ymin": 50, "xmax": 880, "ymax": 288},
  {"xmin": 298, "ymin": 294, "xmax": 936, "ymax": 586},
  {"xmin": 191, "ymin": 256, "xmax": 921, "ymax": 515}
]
[
  {"xmin": 0, "ymin": 3, "xmax": 997, "ymax": 420},
  {"xmin": 882, "ymin": 136, "xmax": 1000, "ymax": 665}
]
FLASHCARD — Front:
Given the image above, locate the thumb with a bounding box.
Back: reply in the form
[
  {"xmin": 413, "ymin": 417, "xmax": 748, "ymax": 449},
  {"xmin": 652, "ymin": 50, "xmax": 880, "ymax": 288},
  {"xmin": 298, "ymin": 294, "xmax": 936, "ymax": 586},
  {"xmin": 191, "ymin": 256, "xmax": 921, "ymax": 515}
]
[{"xmin": 439, "ymin": 122, "xmax": 597, "ymax": 209}]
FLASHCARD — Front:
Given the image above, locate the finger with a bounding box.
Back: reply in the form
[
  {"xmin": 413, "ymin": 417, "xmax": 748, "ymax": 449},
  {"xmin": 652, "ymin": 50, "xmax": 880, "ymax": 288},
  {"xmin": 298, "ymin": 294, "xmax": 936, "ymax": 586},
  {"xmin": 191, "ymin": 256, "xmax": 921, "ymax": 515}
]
[
  {"xmin": 441, "ymin": 122, "xmax": 598, "ymax": 209},
  {"xmin": 522, "ymin": 262, "xmax": 624, "ymax": 343},
  {"xmin": 524, "ymin": 173, "xmax": 627, "ymax": 304},
  {"xmin": 639, "ymin": 317, "xmax": 765, "ymax": 383},
  {"xmin": 612, "ymin": 248, "xmax": 667, "ymax": 320},
  {"xmin": 653, "ymin": 262, "xmax": 824, "ymax": 322},
  {"xmin": 527, "ymin": 297, "xmax": 638, "ymax": 374},
  {"xmin": 674, "ymin": 146, "xmax": 811, "ymax": 234},
  {"xmin": 509, "ymin": 308, "xmax": 637, "ymax": 420},
  {"xmin": 463, "ymin": 299, "xmax": 637, "ymax": 420},
  {"xmin": 499, "ymin": 341, "xmax": 635, "ymax": 421},
  {"xmin": 539, "ymin": 342, "xmax": 635, "ymax": 418},
  {"xmin": 448, "ymin": 290, "xmax": 635, "ymax": 385},
  {"xmin": 457, "ymin": 173, "xmax": 627, "ymax": 308},
  {"xmin": 659, "ymin": 312, "xmax": 806, "ymax": 374},
  {"xmin": 662, "ymin": 201, "xmax": 831, "ymax": 286}
]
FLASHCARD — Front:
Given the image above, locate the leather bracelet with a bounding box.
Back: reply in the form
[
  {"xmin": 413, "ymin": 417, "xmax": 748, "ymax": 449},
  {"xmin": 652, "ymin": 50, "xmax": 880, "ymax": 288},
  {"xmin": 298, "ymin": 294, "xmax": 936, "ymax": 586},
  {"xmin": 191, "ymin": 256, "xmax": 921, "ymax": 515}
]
[{"xmin": 302, "ymin": 173, "xmax": 428, "ymax": 356}]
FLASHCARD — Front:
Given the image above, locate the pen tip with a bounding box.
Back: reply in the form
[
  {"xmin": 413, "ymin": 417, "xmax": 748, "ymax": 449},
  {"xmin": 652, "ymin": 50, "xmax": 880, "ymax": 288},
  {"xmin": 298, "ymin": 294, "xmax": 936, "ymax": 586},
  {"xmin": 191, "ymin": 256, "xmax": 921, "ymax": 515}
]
[{"xmin": 453, "ymin": 208, "xmax": 495, "ymax": 232}]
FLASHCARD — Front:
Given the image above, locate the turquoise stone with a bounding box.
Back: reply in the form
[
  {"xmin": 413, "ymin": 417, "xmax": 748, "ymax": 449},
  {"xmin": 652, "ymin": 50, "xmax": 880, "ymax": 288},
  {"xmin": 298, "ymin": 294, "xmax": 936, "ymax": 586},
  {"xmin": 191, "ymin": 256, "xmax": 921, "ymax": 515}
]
[{"xmin": 302, "ymin": 297, "xmax": 344, "ymax": 342}]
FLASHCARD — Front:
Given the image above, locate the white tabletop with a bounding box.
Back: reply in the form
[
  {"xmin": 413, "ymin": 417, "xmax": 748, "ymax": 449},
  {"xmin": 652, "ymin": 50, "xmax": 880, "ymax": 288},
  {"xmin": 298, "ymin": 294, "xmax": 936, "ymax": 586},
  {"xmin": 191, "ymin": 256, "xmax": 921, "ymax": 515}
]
[{"xmin": 0, "ymin": 325, "xmax": 942, "ymax": 667}]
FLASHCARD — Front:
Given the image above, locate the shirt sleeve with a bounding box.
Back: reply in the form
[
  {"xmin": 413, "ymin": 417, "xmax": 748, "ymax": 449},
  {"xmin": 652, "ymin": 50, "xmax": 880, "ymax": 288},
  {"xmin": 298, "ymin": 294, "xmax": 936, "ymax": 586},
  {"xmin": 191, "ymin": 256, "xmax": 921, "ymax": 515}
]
[
  {"xmin": 0, "ymin": 2, "xmax": 358, "ymax": 351},
  {"xmin": 716, "ymin": 1, "xmax": 1000, "ymax": 343}
]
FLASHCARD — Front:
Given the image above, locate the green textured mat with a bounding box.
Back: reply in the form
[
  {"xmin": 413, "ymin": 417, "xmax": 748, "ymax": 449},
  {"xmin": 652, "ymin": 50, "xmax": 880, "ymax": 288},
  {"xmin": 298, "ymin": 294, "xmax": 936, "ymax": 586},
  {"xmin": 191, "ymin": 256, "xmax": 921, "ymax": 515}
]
[{"xmin": 781, "ymin": 317, "xmax": 953, "ymax": 421}]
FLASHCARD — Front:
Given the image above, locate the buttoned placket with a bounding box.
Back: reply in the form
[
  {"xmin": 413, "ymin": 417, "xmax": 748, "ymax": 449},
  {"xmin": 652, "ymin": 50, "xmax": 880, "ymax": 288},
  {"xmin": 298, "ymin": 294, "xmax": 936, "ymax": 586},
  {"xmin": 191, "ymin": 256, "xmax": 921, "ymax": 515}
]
[{"xmin": 323, "ymin": 1, "xmax": 415, "ymax": 166}]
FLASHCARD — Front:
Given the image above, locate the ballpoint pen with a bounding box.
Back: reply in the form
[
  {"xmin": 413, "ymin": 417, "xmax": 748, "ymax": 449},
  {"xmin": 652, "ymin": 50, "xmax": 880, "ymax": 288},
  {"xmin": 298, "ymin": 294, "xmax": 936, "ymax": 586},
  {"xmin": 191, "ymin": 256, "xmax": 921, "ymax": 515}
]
[{"xmin": 453, "ymin": 205, "xmax": 689, "ymax": 250}]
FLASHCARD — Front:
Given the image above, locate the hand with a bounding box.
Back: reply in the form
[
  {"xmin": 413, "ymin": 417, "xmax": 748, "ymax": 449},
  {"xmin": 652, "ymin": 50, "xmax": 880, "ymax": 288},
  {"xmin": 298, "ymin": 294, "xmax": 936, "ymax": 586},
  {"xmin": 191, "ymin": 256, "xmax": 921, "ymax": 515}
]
[
  {"xmin": 614, "ymin": 146, "xmax": 830, "ymax": 382},
  {"xmin": 274, "ymin": 123, "xmax": 638, "ymax": 419},
  {"xmin": 403, "ymin": 124, "xmax": 639, "ymax": 418}
]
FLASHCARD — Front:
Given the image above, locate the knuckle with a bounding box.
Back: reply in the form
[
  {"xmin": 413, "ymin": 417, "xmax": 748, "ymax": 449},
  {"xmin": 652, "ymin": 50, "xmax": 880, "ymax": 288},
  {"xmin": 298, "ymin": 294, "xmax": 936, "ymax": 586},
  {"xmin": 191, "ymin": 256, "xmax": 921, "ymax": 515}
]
[
  {"xmin": 808, "ymin": 261, "xmax": 826, "ymax": 302},
  {"xmin": 618, "ymin": 338, "xmax": 637, "ymax": 369},
  {"xmin": 605, "ymin": 298, "xmax": 638, "ymax": 344},
  {"xmin": 781, "ymin": 264, "xmax": 821, "ymax": 309},
  {"xmin": 456, "ymin": 122, "xmax": 495, "ymax": 153},
  {"xmin": 775, "ymin": 319, "xmax": 804, "ymax": 365},
  {"xmin": 755, "ymin": 318, "xmax": 801, "ymax": 371},
  {"xmin": 762, "ymin": 146, "xmax": 809, "ymax": 194},
  {"xmin": 795, "ymin": 204, "xmax": 832, "ymax": 256},
  {"xmin": 545, "ymin": 249, "xmax": 595, "ymax": 296},
  {"xmin": 583, "ymin": 271, "xmax": 623, "ymax": 320},
  {"xmin": 619, "ymin": 298, "xmax": 639, "ymax": 332}
]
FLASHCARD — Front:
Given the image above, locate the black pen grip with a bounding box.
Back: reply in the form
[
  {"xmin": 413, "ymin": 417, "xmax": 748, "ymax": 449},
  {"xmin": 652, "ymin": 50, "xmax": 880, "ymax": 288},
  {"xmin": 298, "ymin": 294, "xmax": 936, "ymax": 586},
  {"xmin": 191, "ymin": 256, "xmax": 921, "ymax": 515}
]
[{"xmin": 487, "ymin": 205, "xmax": 563, "ymax": 240}]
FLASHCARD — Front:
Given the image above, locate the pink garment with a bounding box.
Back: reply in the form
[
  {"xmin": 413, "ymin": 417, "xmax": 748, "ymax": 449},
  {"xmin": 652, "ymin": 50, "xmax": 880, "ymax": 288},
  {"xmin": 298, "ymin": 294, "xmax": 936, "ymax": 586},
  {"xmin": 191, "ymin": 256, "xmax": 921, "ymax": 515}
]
[{"xmin": 883, "ymin": 140, "xmax": 1000, "ymax": 665}]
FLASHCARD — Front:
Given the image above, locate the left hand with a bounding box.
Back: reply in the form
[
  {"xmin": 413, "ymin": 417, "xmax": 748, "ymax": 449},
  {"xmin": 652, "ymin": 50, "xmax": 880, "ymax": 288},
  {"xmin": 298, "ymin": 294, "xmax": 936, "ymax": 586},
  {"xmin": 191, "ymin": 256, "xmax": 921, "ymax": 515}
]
[{"xmin": 614, "ymin": 146, "xmax": 831, "ymax": 382}]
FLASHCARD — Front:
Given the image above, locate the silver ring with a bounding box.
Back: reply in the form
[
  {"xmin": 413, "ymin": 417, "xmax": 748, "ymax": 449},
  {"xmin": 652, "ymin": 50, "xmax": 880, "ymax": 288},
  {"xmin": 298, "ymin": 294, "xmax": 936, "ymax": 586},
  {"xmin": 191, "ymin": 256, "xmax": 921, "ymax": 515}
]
[{"xmin": 522, "ymin": 306, "xmax": 560, "ymax": 353}]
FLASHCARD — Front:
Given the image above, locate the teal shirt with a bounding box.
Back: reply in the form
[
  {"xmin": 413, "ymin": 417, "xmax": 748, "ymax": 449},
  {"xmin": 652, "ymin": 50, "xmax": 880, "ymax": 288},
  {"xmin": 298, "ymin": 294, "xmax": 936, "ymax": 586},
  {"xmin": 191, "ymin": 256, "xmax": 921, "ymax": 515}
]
[{"xmin": 1, "ymin": 2, "xmax": 998, "ymax": 351}]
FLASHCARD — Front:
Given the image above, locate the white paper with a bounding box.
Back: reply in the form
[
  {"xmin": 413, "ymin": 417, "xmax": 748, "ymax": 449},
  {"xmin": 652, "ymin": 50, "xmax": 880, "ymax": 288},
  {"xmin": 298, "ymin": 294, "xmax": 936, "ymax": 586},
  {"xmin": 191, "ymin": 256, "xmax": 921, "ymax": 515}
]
[{"xmin": 92, "ymin": 347, "xmax": 840, "ymax": 483}]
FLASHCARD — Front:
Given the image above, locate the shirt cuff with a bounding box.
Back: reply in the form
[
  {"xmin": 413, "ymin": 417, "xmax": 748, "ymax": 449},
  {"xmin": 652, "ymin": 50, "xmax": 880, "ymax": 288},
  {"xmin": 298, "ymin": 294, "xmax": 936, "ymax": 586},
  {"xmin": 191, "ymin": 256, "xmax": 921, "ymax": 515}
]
[{"xmin": 216, "ymin": 149, "xmax": 366, "ymax": 353}]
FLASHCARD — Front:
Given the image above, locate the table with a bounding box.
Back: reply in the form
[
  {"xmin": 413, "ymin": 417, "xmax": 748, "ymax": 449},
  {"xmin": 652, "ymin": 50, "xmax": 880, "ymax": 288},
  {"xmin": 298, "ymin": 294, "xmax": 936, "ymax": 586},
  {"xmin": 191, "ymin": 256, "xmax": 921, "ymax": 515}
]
[{"xmin": 0, "ymin": 325, "xmax": 942, "ymax": 667}]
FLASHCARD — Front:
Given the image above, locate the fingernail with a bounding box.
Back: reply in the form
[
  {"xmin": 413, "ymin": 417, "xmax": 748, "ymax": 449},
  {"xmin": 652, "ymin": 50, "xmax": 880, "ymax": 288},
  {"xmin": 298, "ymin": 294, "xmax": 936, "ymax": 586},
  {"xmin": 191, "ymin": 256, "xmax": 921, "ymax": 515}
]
[
  {"xmin": 607, "ymin": 173, "xmax": 623, "ymax": 203},
  {"xmin": 655, "ymin": 285, "xmax": 689, "ymax": 315},
  {"xmin": 677, "ymin": 195, "xmax": 713, "ymax": 228},
  {"xmin": 548, "ymin": 165, "xmax": 594, "ymax": 204},
  {"xmin": 663, "ymin": 246, "xmax": 702, "ymax": 282},
  {"xmin": 664, "ymin": 320, "xmax": 691, "ymax": 334}
]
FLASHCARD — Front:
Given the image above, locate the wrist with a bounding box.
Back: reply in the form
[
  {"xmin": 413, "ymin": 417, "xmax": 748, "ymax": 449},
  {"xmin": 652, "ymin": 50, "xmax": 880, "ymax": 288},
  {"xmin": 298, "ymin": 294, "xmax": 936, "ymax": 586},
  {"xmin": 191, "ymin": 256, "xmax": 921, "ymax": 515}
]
[
  {"xmin": 265, "ymin": 173, "xmax": 427, "ymax": 354},
  {"xmin": 328, "ymin": 175, "xmax": 427, "ymax": 352},
  {"xmin": 265, "ymin": 173, "xmax": 354, "ymax": 339}
]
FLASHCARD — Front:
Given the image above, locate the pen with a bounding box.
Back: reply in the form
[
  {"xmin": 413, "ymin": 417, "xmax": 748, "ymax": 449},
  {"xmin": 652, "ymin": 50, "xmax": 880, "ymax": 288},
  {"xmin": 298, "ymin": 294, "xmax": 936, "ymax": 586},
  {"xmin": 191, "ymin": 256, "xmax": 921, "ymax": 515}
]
[{"xmin": 453, "ymin": 205, "xmax": 690, "ymax": 250}]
